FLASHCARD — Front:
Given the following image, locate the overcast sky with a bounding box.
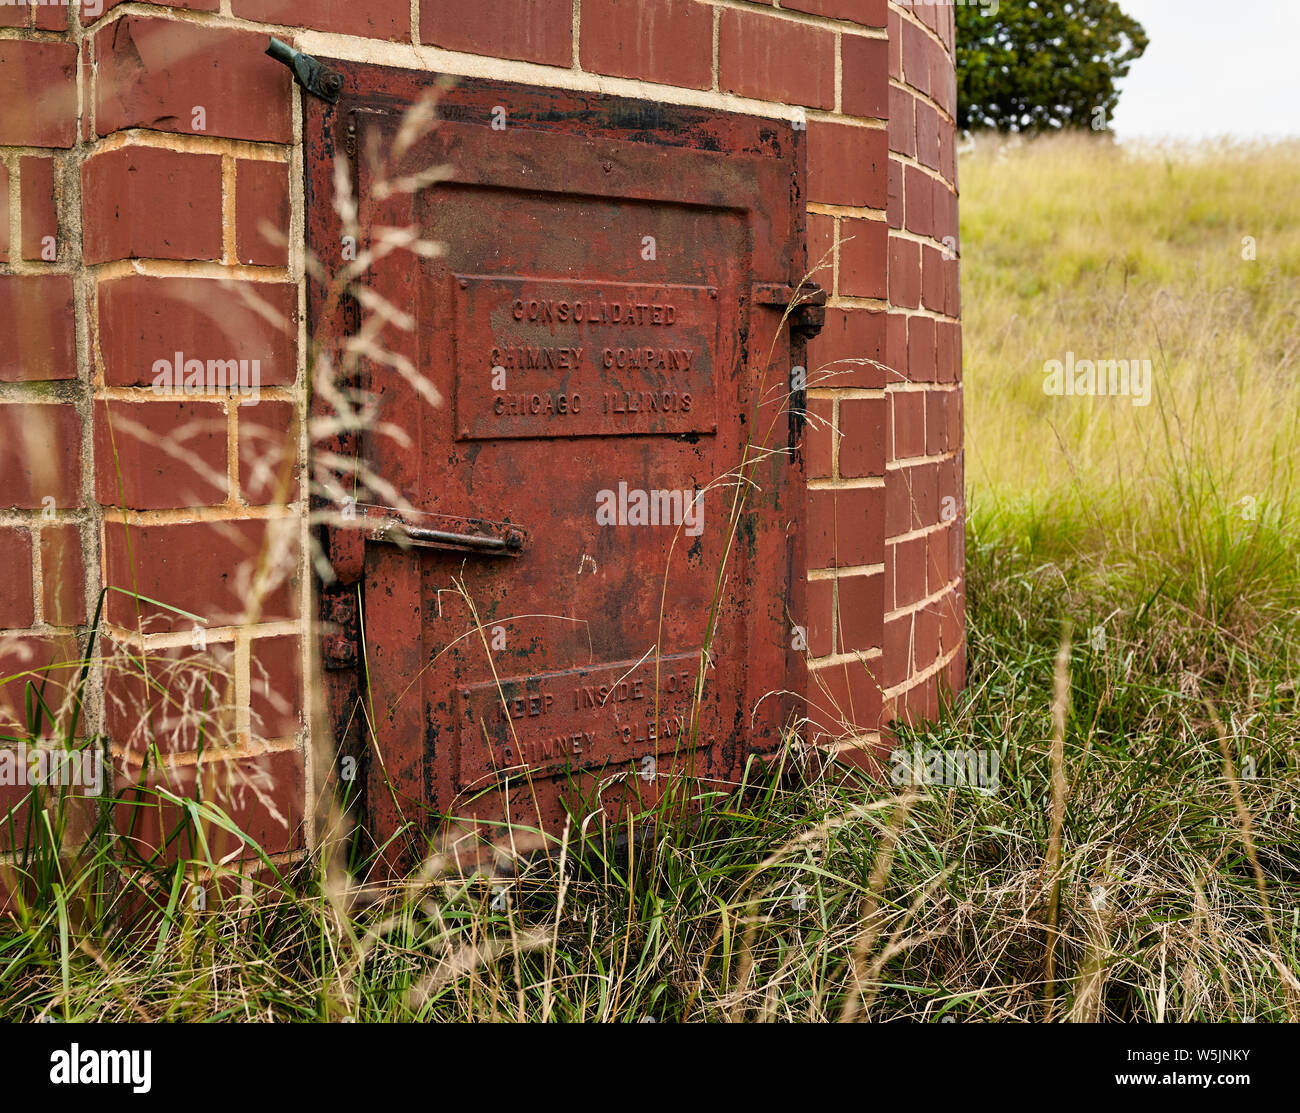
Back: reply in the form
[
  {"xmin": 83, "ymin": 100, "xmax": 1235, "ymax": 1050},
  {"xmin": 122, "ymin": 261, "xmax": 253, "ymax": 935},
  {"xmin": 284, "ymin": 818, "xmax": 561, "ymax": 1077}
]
[{"xmin": 1110, "ymin": 0, "xmax": 1300, "ymax": 140}]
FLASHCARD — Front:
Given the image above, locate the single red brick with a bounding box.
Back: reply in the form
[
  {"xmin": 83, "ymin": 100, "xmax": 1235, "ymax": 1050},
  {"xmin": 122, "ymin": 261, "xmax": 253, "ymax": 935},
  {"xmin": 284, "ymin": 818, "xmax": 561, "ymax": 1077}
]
[
  {"xmin": 807, "ymin": 212, "xmax": 835, "ymax": 287},
  {"xmin": 887, "ymin": 159, "xmax": 903, "ymax": 231},
  {"xmin": 94, "ymin": 399, "xmax": 228, "ymax": 510},
  {"xmin": 581, "ymin": 0, "xmax": 713, "ymax": 90},
  {"xmin": 836, "ymin": 570, "xmax": 882, "ymax": 655},
  {"xmin": 903, "ymin": 164, "xmax": 933, "ymax": 238},
  {"xmin": 0, "ymin": 528, "xmax": 35, "ymax": 629},
  {"xmin": 421, "ymin": 0, "xmax": 571, "ymax": 66},
  {"xmin": 945, "ymin": 385, "xmax": 962, "ymax": 448},
  {"xmin": 932, "ymin": 175, "xmax": 956, "ymax": 242},
  {"xmin": 901, "ymin": 17, "xmax": 930, "ymax": 96},
  {"xmin": 925, "ymin": 389, "xmax": 947, "ymax": 455},
  {"xmin": 890, "ymin": 388, "xmax": 925, "ymax": 460},
  {"xmin": 95, "ymin": 17, "xmax": 292, "ymax": 143},
  {"xmin": 886, "ymin": 461, "xmax": 939, "ymax": 536},
  {"xmin": 0, "ymin": 404, "xmax": 81, "ymax": 509},
  {"xmin": 115, "ymin": 746, "xmax": 304, "ymax": 861},
  {"xmin": 40, "ymin": 524, "xmax": 85, "ymax": 627},
  {"xmin": 908, "ymin": 315, "xmax": 937, "ymax": 382},
  {"xmin": 916, "ymin": 101, "xmax": 941, "ymax": 170},
  {"xmin": 250, "ymin": 634, "xmax": 302, "ymax": 740},
  {"xmin": 238, "ymin": 399, "xmax": 298, "ymax": 505},
  {"xmin": 888, "ymin": 84, "xmax": 915, "ymax": 157},
  {"xmin": 0, "ymin": 41, "xmax": 78, "ymax": 147},
  {"xmin": 103, "ymin": 518, "xmax": 297, "ymax": 632},
  {"xmin": 807, "ymin": 308, "xmax": 886, "ymax": 389},
  {"xmin": 838, "ymin": 396, "xmax": 885, "ymax": 478},
  {"xmin": 82, "ymin": 146, "xmax": 222, "ymax": 263},
  {"xmin": 896, "ymin": 670, "xmax": 939, "ymax": 726},
  {"xmin": 838, "ymin": 216, "xmax": 888, "ymax": 299},
  {"xmin": 807, "ymin": 484, "xmax": 884, "ymax": 569},
  {"xmin": 885, "ymin": 311, "xmax": 907, "ymax": 384},
  {"xmin": 34, "ymin": 1, "xmax": 66, "ymax": 29},
  {"xmin": 783, "ymin": 0, "xmax": 886, "ymax": 25},
  {"xmin": 935, "ymin": 319, "xmax": 955, "ymax": 384},
  {"xmin": 841, "ymin": 33, "xmax": 888, "ymax": 119},
  {"xmin": 945, "ymin": 256, "xmax": 961, "ymax": 318},
  {"xmin": 928, "ymin": 526, "xmax": 952, "ymax": 596},
  {"xmin": 720, "ymin": 8, "xmax": 835, "ymax": 108},
  {"xmin": 806, "ymin": 397, "xmax": 835, "ymax": 480},
  {"xmin": 805, "ymin": 577, "xmax": 834, "ymax": 659},
  {"xmin": 807, "ymin": 121, "xmax": 887, "ymax": 208},
  {"xmin": 20, "ymin": 156, "xmax": 58, "ymax": 262},
  {"xmin": 97, "ymin": 275, "xmax": 298, "ymax": 387},
  {"xmin": 0, "ymin": 2, "xmax": 26, "ymax": 27},
  {"xmin": 881, "ymin": 612, "xmax": 911, "ymax": 689},
  {"xmin": 939, "ymin": 113, "xmax": 957, "ymax": 185},
  {"xmin": 232, "ymin": 0, "xmax": 408, "ymax": 39},
  {"xmin": 892, "ymin": 534, "xmax": 927, "ymax": 609},
  {"xmin": 913, "ymin": 603, "xmax": 941, "ymax": 673},
  {"xmin": 0, "ymin": 162, "xmax": 8, "ymax": 262},
  {"xmin": 235, "ymin": 159, "xmax": 290, "ymax": 268},
  {"xmin": 921, "ymin": 244, "xmax": 945, "ymax": 313},
  {"xmin": 0, "ymin": 276, "xmax": 77, "ymax": 382},
  {"xmin": 888, "ymin": 237, "xmax": 920, "ymax": 310},
  {"xmin": 105, "ymin": 640, "xmax": 237, "ymax": 758},
  {"xmin": 938, "ymin": 583, "xmax": 963, "ymax": 652},
  {"xmin": 888, "ymin": 7, "xmax": 902, "ymax": 80}
]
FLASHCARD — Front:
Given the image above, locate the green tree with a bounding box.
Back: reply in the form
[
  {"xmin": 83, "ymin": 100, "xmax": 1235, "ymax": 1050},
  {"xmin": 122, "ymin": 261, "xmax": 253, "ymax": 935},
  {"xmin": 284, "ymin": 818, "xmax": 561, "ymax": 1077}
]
[{"xmin": 957, "ymin": 0, "xmax": 1149, "ymax": 132}]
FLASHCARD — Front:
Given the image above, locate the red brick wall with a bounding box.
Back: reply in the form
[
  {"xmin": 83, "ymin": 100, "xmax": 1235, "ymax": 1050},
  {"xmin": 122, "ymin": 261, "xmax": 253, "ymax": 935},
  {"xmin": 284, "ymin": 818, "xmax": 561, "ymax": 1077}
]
[{"xmin": 0, "ymin": 0, "xmax": 963, "ymax": 854}]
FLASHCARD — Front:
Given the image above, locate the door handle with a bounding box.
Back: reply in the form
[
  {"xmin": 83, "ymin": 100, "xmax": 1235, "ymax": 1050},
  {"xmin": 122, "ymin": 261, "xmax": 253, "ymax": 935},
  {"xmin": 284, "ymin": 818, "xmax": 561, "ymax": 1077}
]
[{"xmin": 392, "ymin": 523, "xmax": 524, "ymax": 554}]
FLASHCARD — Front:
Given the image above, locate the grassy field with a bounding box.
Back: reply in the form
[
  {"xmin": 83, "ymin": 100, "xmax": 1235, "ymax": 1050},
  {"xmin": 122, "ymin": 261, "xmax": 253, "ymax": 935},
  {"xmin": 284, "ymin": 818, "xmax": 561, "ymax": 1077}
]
[{"xmin": 2, "ymin": 134, "xmax": 1298, "ymax": 1022}]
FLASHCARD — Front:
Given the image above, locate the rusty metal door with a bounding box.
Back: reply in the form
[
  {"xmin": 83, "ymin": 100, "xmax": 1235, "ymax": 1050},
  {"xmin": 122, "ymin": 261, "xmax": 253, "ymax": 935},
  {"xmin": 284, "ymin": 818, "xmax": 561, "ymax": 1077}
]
[{"xmin": 307, "ymin": 65, "xmax": 812, "ymax": 860}]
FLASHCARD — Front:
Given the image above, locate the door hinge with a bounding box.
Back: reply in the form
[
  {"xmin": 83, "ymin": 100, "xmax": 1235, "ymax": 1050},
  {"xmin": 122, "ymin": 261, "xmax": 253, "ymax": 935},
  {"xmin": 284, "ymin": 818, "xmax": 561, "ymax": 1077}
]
[
  {"xmin": 752, "ymin": 279, "xmax": 828, "ymax": 340},
  {"xmin": 321, "ymin": 592, "xmax": 360, "ymax": 671},
  {"xmin": 266, "ymin": 37, "xmax": 344, "ymax": 104}
]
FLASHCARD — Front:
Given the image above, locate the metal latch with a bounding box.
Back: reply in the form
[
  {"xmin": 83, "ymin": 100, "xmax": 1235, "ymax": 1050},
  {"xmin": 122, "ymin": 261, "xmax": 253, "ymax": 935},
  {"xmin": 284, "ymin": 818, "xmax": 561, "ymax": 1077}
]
[
  {"xmin": 752, "ymin": 279, "xmax": 827, "ymax": 340},
  {"xmin": 266, "ymin": 37, "xmax": 343, "ymax": 104}
]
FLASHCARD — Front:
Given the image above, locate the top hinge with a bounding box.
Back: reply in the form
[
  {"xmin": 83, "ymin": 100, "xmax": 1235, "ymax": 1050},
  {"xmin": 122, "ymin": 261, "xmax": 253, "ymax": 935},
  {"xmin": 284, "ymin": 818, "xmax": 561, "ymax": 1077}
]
[
  {"xmin": 266, "ymin": 37, "xmax": 344, "ymax": 104},
  {"xmin": 752, "ymin": 279, "xmax": 827, "ymax": 340}
]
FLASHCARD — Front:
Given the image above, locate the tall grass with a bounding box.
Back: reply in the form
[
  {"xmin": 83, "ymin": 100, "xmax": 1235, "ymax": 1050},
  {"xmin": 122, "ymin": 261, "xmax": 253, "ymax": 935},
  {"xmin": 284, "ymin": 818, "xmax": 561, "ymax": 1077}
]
[{"xmin": 2, "ymin": 133, "xmax": 1297, "ymax": 1022}]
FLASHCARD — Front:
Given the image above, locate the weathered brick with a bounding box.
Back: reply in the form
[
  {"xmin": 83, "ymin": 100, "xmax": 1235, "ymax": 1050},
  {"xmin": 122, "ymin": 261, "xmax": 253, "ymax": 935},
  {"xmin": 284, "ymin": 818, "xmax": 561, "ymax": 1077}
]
[
  {"xmin": 250, "ymin": 634, "xmax": 301, "ymax": 740},
  {"xmin": 105, "ymin": 641, "xmax": 236, "ymax": 757},
  {"xmin": 806, "ymin": 397, "xmax": 835, "ymax": 480},
  {"xmin": 836, "ymin": 570, "xmax": 883, "ymax": 654},
  {"xmin": 907, "ymin": 314, "xmax": 937, "ymax": 382},
  {"xmin": 720, "ymin": 9, "xmax": 835, "ymax": 109},
  {"xmin": 82, "ymin": 146, "xmax": 222, "ymax": 263},
  {"xmin": 805, "ymin": 577, "xmax": 834, "ymax": 659},
  {"xmin": 0, "ymin": 529, "xmax": 35, "ymax": 629},
  {"xmin": 93, "ymin": 399, "xmax": 228, "ymax": 510},
  {"xmin": 807, "ymin": 121, "xmax": 886, "ymax": 208},
  {"xmin": 0, "ymin": 404, "xmax": 82, "ymax": 509},
  {"xmin": 0, "ymin": 40, "xmax": 78, "ymax": 148},
  {"xmin": 0, "ymin": 276, "xmax": 77, "ymax": 382},
  {"xmin": 581, "ymin": 0, "xmax": 713, "ymax": 90},
  {"xmin": 235, "ymin": 159, "xmax": 290, "ymax": 268},
  {"xmin": 838, "ymin": 396, "xmax": 885, "ymax": 478},
  {"xmin": 841, "ymin": 33, "xmax": 888, "ymax": 118},
  {"xmin": 20, "ymin": 156, "xmax": 58, "ymax": 262},
  {"xmin": 238, "ymin": 399, "xmax": 298, "ymax": 505},
  {"xmin": 95, "ymin": 17, "xmax": 293, "ymax": 143},
  {"xmin": 888, "ymin": 237, "xmax": 920, "ymax": 310},
  {"xmin": 0, "ymin": 162, "xmax": 8, "ymax": 262},
  {"xmin": 421, "ymin": 0, "xmax": 571, "ymax": 67},
  {"xmin": 96, "ymin": 275, "xmax": 297, "ymax": 387},
  {"xmin": 104, "ymin": 518, "xmax": 297, "ymax": 631},
  {"xmin": 232, "ymin": 0, "xmax": 409, "ymax": 39},
  {"xmin": 783, "ymin": 0, "xmax": 887, "ymax": 25},
  {"xmin": 890, "ymin": 389, "xmax": 925, "ymax": 460},
  {"xmin": 838, "ymin": 216, "xmax": 888, "ymax": 299},
  {"xmin": 40, "ymin": 524, "xmax": 85, "ymax": 627}
]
